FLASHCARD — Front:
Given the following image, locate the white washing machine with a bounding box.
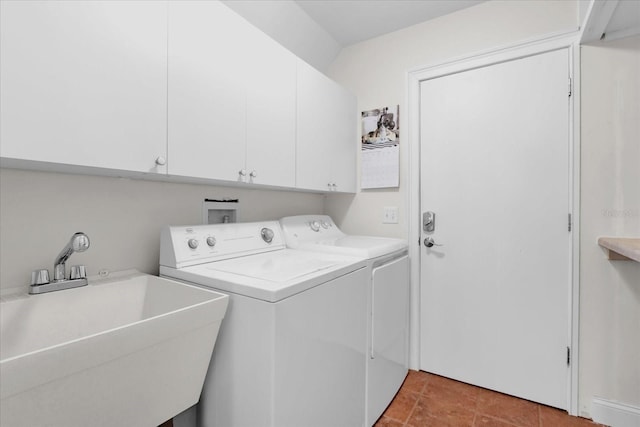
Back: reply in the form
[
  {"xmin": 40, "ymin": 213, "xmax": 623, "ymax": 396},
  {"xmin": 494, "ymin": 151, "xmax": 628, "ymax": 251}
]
[
  {"xmin": 279, "ymin": 215, "xmax": 410, "ymax": 427},
  {"xmin": 159, "ymin": 221, "xmax": 368, "ymax": 427}
]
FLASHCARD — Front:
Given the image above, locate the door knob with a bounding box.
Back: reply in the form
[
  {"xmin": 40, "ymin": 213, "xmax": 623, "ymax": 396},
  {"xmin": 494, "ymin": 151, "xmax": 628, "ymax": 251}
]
[{"xmin": 424, "ymin": 237, "xmax": 443, "ymax": 248}]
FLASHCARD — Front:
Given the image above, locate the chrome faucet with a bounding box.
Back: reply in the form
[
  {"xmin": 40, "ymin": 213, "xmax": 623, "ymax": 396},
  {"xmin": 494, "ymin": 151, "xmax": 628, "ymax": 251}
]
[
  {"xmin": 30, "ymin": 232, "xmax": 91, "ymax": 294},
  {"xmin": 53, "ymin": 232, "xmax": 90, "ymax": 281}
]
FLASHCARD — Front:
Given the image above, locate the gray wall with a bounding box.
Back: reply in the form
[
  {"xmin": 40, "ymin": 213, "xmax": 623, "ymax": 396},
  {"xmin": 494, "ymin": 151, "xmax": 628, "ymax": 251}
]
[{"xmin": 0, "ymin": 168, "xmax": 324, "ymax": 293}]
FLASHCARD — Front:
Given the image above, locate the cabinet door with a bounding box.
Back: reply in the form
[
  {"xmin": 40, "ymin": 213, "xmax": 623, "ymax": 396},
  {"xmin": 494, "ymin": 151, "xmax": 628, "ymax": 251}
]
[
  {"xmin": 296, "ymin": 60, "xmax": 357, "ymax": 193},
  {"xmin": 329, "ymin": 86, "xmax": 357, "ymax": 193},
  {"xmin": 168, "ymin": 1, "xmax": 248, "ymax": 182},
  {"xmin": 245, "ymin": 26, "xmax": 296, "ymax": 188},
  {"xmin": 0, "ymin": 1, "xmax": 168, "ymax": 174}
]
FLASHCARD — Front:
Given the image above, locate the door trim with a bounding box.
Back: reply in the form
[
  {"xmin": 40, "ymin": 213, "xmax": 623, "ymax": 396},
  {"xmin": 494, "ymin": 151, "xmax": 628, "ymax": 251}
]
[{"xmin": 405, "ymin": 30, "xmax": 581, "ymax": 415}]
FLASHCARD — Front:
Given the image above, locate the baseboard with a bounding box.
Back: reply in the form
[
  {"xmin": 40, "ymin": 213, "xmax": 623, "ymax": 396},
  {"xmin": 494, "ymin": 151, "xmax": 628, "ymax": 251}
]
[{"xmin": 591, "ymin": 397, "xmax": 640, "ymax": 427}]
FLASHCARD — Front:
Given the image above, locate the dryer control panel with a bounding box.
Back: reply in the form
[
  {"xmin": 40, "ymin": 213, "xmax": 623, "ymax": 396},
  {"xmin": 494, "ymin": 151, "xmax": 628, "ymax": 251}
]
[{"xmin": 279, "ymin": 215, "xmax": 346, "ymax": 248}]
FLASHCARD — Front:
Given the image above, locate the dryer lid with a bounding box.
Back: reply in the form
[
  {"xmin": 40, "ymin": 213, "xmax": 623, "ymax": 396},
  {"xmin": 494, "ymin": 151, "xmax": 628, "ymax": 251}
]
[
  {"xmin": 279, "ymin": 215, "xmax": 407, "ymax": 259},
  {"xmin": 302, "ymin": 236, "xmax": 407, "ymax": 259}
]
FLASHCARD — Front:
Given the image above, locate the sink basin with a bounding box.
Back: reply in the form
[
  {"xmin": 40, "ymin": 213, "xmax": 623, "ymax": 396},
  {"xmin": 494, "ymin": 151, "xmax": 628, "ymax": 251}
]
[{"xmin": 0, "ymin": 270, "xmax": 228, "ymax": 427}]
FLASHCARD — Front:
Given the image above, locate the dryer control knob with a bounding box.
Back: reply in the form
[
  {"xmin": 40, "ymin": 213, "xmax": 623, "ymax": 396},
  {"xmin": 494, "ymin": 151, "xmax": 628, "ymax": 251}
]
[
  {"xmin": 310, "ymin": 221, "xmax": 321, "ymax": 232},
  {"xmin": 206, "ymin": 236, "xmax": 217, "ymax": 247},
  {"xmin": 188, "ymin": 238, "xmax": 199, "ymax": 249}
]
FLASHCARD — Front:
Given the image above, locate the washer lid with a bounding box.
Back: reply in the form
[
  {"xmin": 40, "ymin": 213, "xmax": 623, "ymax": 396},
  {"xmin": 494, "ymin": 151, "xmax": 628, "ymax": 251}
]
[
  {"xmin": 206, "ymin": 250, "xmax": 339, "ymax": 282},
  {"xmin": 163, "ymin": 249, "xmax": 366, "ymax": 302}
]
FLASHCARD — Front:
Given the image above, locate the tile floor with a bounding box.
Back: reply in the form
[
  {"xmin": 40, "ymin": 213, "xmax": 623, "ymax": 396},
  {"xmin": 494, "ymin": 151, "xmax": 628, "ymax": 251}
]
[{"xmin": 375, "ymin": 370, "xmax": 606, "ymax": 427}]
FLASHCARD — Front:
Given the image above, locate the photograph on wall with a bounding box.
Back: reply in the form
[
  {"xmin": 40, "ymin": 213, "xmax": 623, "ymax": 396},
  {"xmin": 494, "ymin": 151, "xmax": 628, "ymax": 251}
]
[{"xmin": 361, "ymin": 105, "xmax": 400, "ymax": 189}]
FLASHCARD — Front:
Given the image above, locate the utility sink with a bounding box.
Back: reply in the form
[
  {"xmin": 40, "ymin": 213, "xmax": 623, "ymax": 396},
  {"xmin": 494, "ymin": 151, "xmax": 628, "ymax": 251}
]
[{"xmin": 0, "ymin": 270, "xmax": 228, "ymax": 427}]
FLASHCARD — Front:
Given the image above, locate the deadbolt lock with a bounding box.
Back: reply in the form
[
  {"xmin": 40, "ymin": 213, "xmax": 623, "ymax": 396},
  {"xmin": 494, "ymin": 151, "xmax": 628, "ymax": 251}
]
[{"xmin": 423, "ymin": 211, "xmax": 435, "ymax": 232}]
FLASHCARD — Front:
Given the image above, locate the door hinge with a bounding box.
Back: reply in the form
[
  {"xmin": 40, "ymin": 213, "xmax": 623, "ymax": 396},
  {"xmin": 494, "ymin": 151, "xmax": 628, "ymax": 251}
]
[
  {"xmin": 567, "ymin": 347, "xmax": 571, "ymax": 366},
  {"xmin": 568, "ymin": 77, "xmax": 572, "ymax": 97},
  {"xmin": 568, "ymin": 213, "xmax": 572, "ymax": 232}
]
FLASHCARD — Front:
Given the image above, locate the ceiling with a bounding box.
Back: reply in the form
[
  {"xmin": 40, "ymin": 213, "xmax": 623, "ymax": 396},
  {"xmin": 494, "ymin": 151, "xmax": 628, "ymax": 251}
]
[
  {"xmin": 223, "ymin": 0, "xmax": 487, "ymax": 71},
  {"xmin": 222, "ymin": 0, "xmax": 638, "ymax": 72},
  {"xmin": 606, "ymin": 0, "xmax": 640, "ymax": 37},
  {"xmin": 581, "ymin": 0, "xmax": 640, "ymax": 43},
  {"xmin": 295, "ymin": 0, "xmax": 486, "ymax": 46}
]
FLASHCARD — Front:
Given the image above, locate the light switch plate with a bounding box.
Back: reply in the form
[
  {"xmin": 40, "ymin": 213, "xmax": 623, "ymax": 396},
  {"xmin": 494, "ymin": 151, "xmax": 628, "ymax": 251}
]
[{"xmin": 383, "ymin": 206, "xmax": 399, "ymax": 224}]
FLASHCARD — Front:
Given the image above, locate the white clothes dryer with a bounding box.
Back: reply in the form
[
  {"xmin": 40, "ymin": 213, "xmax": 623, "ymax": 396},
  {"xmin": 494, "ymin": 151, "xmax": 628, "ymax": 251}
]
[
  {"xmin": 279, "ymin": 215, "xmax": 410, "ymax": 427},
  {"xmin": 159, "ymin": 221, "xmax": 368, "ymax": 427}
]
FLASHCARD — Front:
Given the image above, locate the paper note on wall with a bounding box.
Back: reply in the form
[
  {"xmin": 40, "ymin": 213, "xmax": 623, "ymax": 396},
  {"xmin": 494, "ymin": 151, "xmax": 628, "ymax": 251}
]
[{"xmin": 361, "ymin": 144, "xmax": 399, "ymax": 189}]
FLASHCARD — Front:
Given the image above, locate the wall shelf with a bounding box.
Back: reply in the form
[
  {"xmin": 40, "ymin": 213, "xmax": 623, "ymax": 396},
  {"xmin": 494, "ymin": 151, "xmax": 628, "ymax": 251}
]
[{"xmin": 597, "ymin": 237, "xmax": 640, "ymax": 262}]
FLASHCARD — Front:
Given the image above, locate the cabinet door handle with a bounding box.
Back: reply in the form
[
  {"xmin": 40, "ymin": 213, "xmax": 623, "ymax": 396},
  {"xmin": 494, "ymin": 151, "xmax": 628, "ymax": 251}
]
[
  {"xmin": 249, "ymin": 170, "xmax": 257, "ymax": 178},
  {"xmin": 238, "ymin": 169, "xmax": 247, "ymax": 177},
  {"xmin": 155, "ymin": 156, "xmax": 166, "ymax": 166}
]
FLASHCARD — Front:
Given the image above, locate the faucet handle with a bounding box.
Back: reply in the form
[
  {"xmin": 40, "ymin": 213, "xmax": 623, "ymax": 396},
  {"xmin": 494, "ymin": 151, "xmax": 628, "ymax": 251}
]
[
  {"xmin": 31, "ymin": 269, "xmax": 50, "ymax": 285},
  {"xmin": 69, "ymin": 265, "xmax": 87, "ymax": 280}
]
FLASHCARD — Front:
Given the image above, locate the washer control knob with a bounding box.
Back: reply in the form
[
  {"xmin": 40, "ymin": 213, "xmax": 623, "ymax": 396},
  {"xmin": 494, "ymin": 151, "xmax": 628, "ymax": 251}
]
[
  {"xmin": 261, "ymin": 227, "xmax": 275, "ymax": 244},
  {"xmin": 310, "ymin": 220, "xmax": 321, "ymax": 232},
  {"xmin": 188, "ymin": 238, "xmax": 199, "ymax": 249},
  {"xmin": 206, "ymin": 236, "xmax": 217, "ymax": 247}
]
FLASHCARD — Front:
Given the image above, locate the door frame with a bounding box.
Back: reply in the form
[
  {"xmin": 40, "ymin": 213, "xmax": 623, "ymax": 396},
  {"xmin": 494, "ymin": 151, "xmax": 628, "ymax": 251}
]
[{"xmin": 405, "ymin": 30, "xmax": 581, "ymax": 415}]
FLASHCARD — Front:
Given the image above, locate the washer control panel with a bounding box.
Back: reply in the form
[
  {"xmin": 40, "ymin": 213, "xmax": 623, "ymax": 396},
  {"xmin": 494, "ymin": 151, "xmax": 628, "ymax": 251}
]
[{"xmin": 160, "ymin": 221, "xmax": 285, "ymax": 268}]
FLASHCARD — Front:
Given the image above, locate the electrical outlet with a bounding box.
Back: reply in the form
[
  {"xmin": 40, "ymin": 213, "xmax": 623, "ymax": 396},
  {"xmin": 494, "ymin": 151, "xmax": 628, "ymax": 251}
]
[{"xmin": 383, "ymin": 206, "xmax": 399, "ymax": 224}]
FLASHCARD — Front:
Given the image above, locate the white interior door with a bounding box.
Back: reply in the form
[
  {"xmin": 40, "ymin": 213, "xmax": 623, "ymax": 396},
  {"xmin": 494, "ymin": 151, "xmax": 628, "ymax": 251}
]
[{"xmin": 419, "ymin": 49, "xmax": 571, "ymax": 409}]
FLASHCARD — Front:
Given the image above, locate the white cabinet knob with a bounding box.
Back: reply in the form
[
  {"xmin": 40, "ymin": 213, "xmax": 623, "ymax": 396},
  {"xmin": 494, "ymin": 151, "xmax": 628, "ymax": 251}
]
[
  {"xmin": 239, "ymin": 169, "xmax": 247, "ymax": 177},
  {"xmin": 155, "ymin": 156, "xmax": 166, "ymax": 166},
  {"xmin": 250, "ymin": 170, "xmax": 257, "ymax": 178}
]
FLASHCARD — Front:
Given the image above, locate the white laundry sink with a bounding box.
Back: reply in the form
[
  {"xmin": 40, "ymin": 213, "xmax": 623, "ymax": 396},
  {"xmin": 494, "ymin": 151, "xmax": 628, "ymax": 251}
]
[{"xmin": 0, "ymin": 270, "xmax": 228, "ymax": 427}]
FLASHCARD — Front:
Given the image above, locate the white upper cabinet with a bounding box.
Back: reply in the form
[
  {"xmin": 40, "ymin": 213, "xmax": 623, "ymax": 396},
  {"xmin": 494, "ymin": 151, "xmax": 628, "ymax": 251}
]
[
  {"xmin": 168, "ymin": 1, "xmax": 296, "ymax": 188},
  {"xmin": 0, "ymin": 1, "xmax": 168, "ymax": 174},
  {"xmin": 1, "ymin": 0, "xmax": 355, "ymax": 192},
  {"xmin": 168, "ymin": 1, "xmax": 246, "ymax": 183},
  {"xmin": 244, "ymin": 25, "xmax": 297, "ymax": 188},
  {"xmin": 296, "ymin": 60, "xmax": 357, "ymax": 193}
]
